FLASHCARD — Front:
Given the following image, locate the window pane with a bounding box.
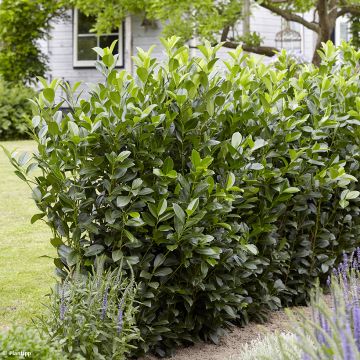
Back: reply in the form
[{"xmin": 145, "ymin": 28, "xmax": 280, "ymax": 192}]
[
  {"xmin": 78, "ymin": 11, "xmax": 96, "ymax": 34},
  {"xmin": 99, "ymin": 35, "xmax": 119, "ymax": 54},
  {"xmin": 77, "ymin": 36, "xmax": 97, "ymax": 61},
  {"xmin": 340, "ymin": 22, "xmax": 349, "ymax": 41}
]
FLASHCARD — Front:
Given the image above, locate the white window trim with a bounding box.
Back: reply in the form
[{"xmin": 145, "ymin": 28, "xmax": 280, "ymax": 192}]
[
  {"xmin": 73, "ymin": 9, "xmax": 124, "ymax": 68},
  {"xmin": 124, "ymin": 16, "xmax": 132, "ymax": 73},
  {"xmin": 335, "ymin": 15, "xmax": 350, "ymax": 46}
]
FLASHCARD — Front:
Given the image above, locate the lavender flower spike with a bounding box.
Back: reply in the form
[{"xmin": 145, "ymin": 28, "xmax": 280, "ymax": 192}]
[
  {"xmin": 343, "ymin": 251, "xmax": 349, "ymax": 271},
  {"xmin": 101, "ymin": 286, "xmax": 109, "ymax": 320},
  {"xmin": 339, "ymin": 262, "xmax": 350, "ymax": 304},
  {"xmin": 117, "ymin": 308, "xmax": 123, "ymax": 335},
  {"xmin": 117, "ymin": 296, "xmax": 125, "ymax": 335},
  {"xmin": 353, "ymin": 305, "xmax": 360, "ymax": 351},
  {"xmin": 341, "ymin": 324, "xmax": 356, "ymax": 360},
  {"xmin": 353, "ymin": 259, "xmax": 358, "ymax": 271},
  {"xmin": 319, "ymin": 312, "xmax": 330, "ymax": 345},
  {"xmin": 60, "ymin": 284, "xmax": 66, "ymax": 321}
]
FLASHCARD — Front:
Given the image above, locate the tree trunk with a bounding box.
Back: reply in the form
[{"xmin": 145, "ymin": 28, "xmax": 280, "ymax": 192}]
[
  {"xmin": 312, "ymin": 0, "xmax": 337, "ymax": 66},
  {"xmin": 312, "ymin": 21, "xmax": 337, "ymax": 65},
  {"xmin": 243, "ymin": 0, "xmax": 251, "ymax": 35},
  {"xmin": 312, "ymin": 33, "xmax": 331, "ymax": 66}
]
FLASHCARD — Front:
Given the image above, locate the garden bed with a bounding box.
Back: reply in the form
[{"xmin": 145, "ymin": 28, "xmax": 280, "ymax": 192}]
[
  {"xmin": 141, "ymin": 304, "xmax": 313, "ymax": 360},
  {"xmin": 142, "ymin": 294, "xmax": 334, "ymax": 360}
]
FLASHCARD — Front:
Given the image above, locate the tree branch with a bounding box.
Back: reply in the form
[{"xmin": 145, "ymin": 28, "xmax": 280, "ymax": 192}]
[
  {"xmin": 221, "ymin": 26, "xmax": 230, "ymax": 42},
  {"xmin": 223, "ymin": 41, "xmax": 278, "ymax": 57},
  {"xmin": 337, "ymin": 5, "xmax": 360, "ymax": 18},
  {"xmin": 259, "ymin": 1, "xmax": 320, "ymax": 33}
]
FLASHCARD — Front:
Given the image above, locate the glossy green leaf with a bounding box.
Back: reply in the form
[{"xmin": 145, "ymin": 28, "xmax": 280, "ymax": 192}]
[
  {"xmin": 154, "ymin": 267, "xmax": 173, "ymax": 277},
  {"xmin": 116, "ymin": 196, "xmax": 131, "ymax": 208},
  {"xmin": 43, "ymin": 88, "xmax": 55, "ymax": 103},
  {"xmin": 173, "ymin": 203, "xmax": 185, "ymax": 224},
  {"xmin": 84, "ymin": 244, "xmax": 104, "ymax": 257}
]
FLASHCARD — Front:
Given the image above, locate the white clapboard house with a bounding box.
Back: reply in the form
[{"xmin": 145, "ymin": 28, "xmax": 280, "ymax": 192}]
[{"xmin": 42, "ymin": 6, "xmax": 351, "ymax": 88}]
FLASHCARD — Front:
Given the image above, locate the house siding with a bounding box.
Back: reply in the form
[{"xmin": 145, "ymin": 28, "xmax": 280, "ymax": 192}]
[
  {"xmin": 249, "ymin": 6, "xmax": 316, "ymax": 61},
  {"xmin": 132, "ymin": 17, "xmax": 166, "ymax": 62},
  {"xmin": 45, "ymin": 8, "xmax": 317, "ymax": 92}
]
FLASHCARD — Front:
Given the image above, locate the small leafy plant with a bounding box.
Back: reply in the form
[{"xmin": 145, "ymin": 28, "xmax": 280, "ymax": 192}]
[
  {"xmin": 0, "ymin": 326, "xmax": 64, "ymax": 360},
  {"xmin": 237, "ymin": 31, "xmax": 263, "ymax": 47},
  {"xmin": 38, "ymin": 256, "xmax": 139, "ymax": 360}
]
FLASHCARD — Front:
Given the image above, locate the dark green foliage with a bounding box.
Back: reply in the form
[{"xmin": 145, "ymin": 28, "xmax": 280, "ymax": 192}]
[
  {"xmin": 0, "ymin": 79, "xmax": 35, "ymax": 140},
  {"xmin": 351, "ymin": 16, "xmax": 360, "ymax": 50},
  {"xmin": 7, "ymin": 39, "xmax": 360, "ymax": 356},
  {"xmin": 0, "ymin": 0, "xmax": 66, "ymax": 84},
  {"xmin": 38, "ymin": 256, "xmax": 139, "ymax": 359}
]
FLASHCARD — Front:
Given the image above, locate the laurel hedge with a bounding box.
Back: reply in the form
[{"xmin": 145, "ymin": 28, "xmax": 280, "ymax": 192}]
[{"xmin": 7, "ymin": 39, "xmax": 360, "ymax": 356}]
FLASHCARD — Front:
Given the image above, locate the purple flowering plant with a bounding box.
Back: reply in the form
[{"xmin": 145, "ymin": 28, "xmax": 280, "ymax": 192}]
[
  {"xmin": 37, "ymin": 256, "xmax": 139, "ymax": 360},
  {"xmin": 284, "ymin": 248, "xmax": 360, "ymax": 360}
]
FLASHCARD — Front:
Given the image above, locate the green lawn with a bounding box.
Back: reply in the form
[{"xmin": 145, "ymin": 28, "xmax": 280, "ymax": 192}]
[{"xmin": 0, "ymin": 140, "xmax": 55, "ymax": 327}]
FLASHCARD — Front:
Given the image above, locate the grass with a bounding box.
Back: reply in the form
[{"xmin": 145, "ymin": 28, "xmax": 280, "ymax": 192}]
[{"xmin": 0, "ymin": 140, "xmax": 55, "ymax": 327}]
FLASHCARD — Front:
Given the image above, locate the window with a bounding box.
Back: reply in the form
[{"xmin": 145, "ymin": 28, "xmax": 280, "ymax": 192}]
[
  {"xmin": 73, "ymin": 10, "xmax": 123, "ymax": 67},
  {"xmin": 340, "ymin": 21, "xmax": 350, "ymax": 42},
  {"xmin": 335, "ymin": 16, "xmax": 350, "ymax": 46}
]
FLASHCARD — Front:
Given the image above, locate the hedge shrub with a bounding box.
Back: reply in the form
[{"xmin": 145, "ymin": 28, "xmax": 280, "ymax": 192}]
[
  {"xmin": 6, "ymin": 39, "xmax": 360, "ymax": 356},
  {"xmin": 0, "ymin": 79, "xmax": 35, "ymax": 140}
]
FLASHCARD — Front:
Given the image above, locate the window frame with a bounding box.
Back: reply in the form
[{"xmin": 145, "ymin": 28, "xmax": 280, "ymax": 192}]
[
  {"xmin": 73, "ymin": 9, "xmax": 124, "ymax": 68},
  {"xmin": 335, "ymin": 15, "xmax": 350, "ymax": 46}
]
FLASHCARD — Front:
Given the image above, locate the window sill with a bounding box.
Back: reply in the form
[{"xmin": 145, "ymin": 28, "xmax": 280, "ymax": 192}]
[{"xmin": 72, "ymin": 65, "xmax": 125, "ymax": 69}]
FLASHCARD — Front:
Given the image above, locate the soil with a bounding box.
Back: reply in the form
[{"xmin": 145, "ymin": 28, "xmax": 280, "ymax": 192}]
[{"xmin": 139, "ymin": 299, "xmax": 327, "ymax": 360}]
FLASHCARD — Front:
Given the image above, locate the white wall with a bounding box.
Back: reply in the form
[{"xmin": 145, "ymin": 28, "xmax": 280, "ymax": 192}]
[
  {"xmin": 131, "ymin": 17, "xmax": 166, "ymax": 63},
  {"xmin": 249, "ymin": 5, "xmax": 316, "ymax": 61},
  {"xmin": 44, "ymin": 8, "xmax": 317, "ymax": 93}
]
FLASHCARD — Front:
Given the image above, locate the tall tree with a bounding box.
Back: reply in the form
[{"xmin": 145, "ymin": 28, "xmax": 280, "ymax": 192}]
[
  {"xmin": 258, "ymin": 0, "xmax": 360, "ymax": 64},
  {"xmin": 0, "ymin": 0, "xmax": 66, "ymax": 84},
  {"xmin": 73, "ymin": 0, "xmax": 360, "ymax": 65}
]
